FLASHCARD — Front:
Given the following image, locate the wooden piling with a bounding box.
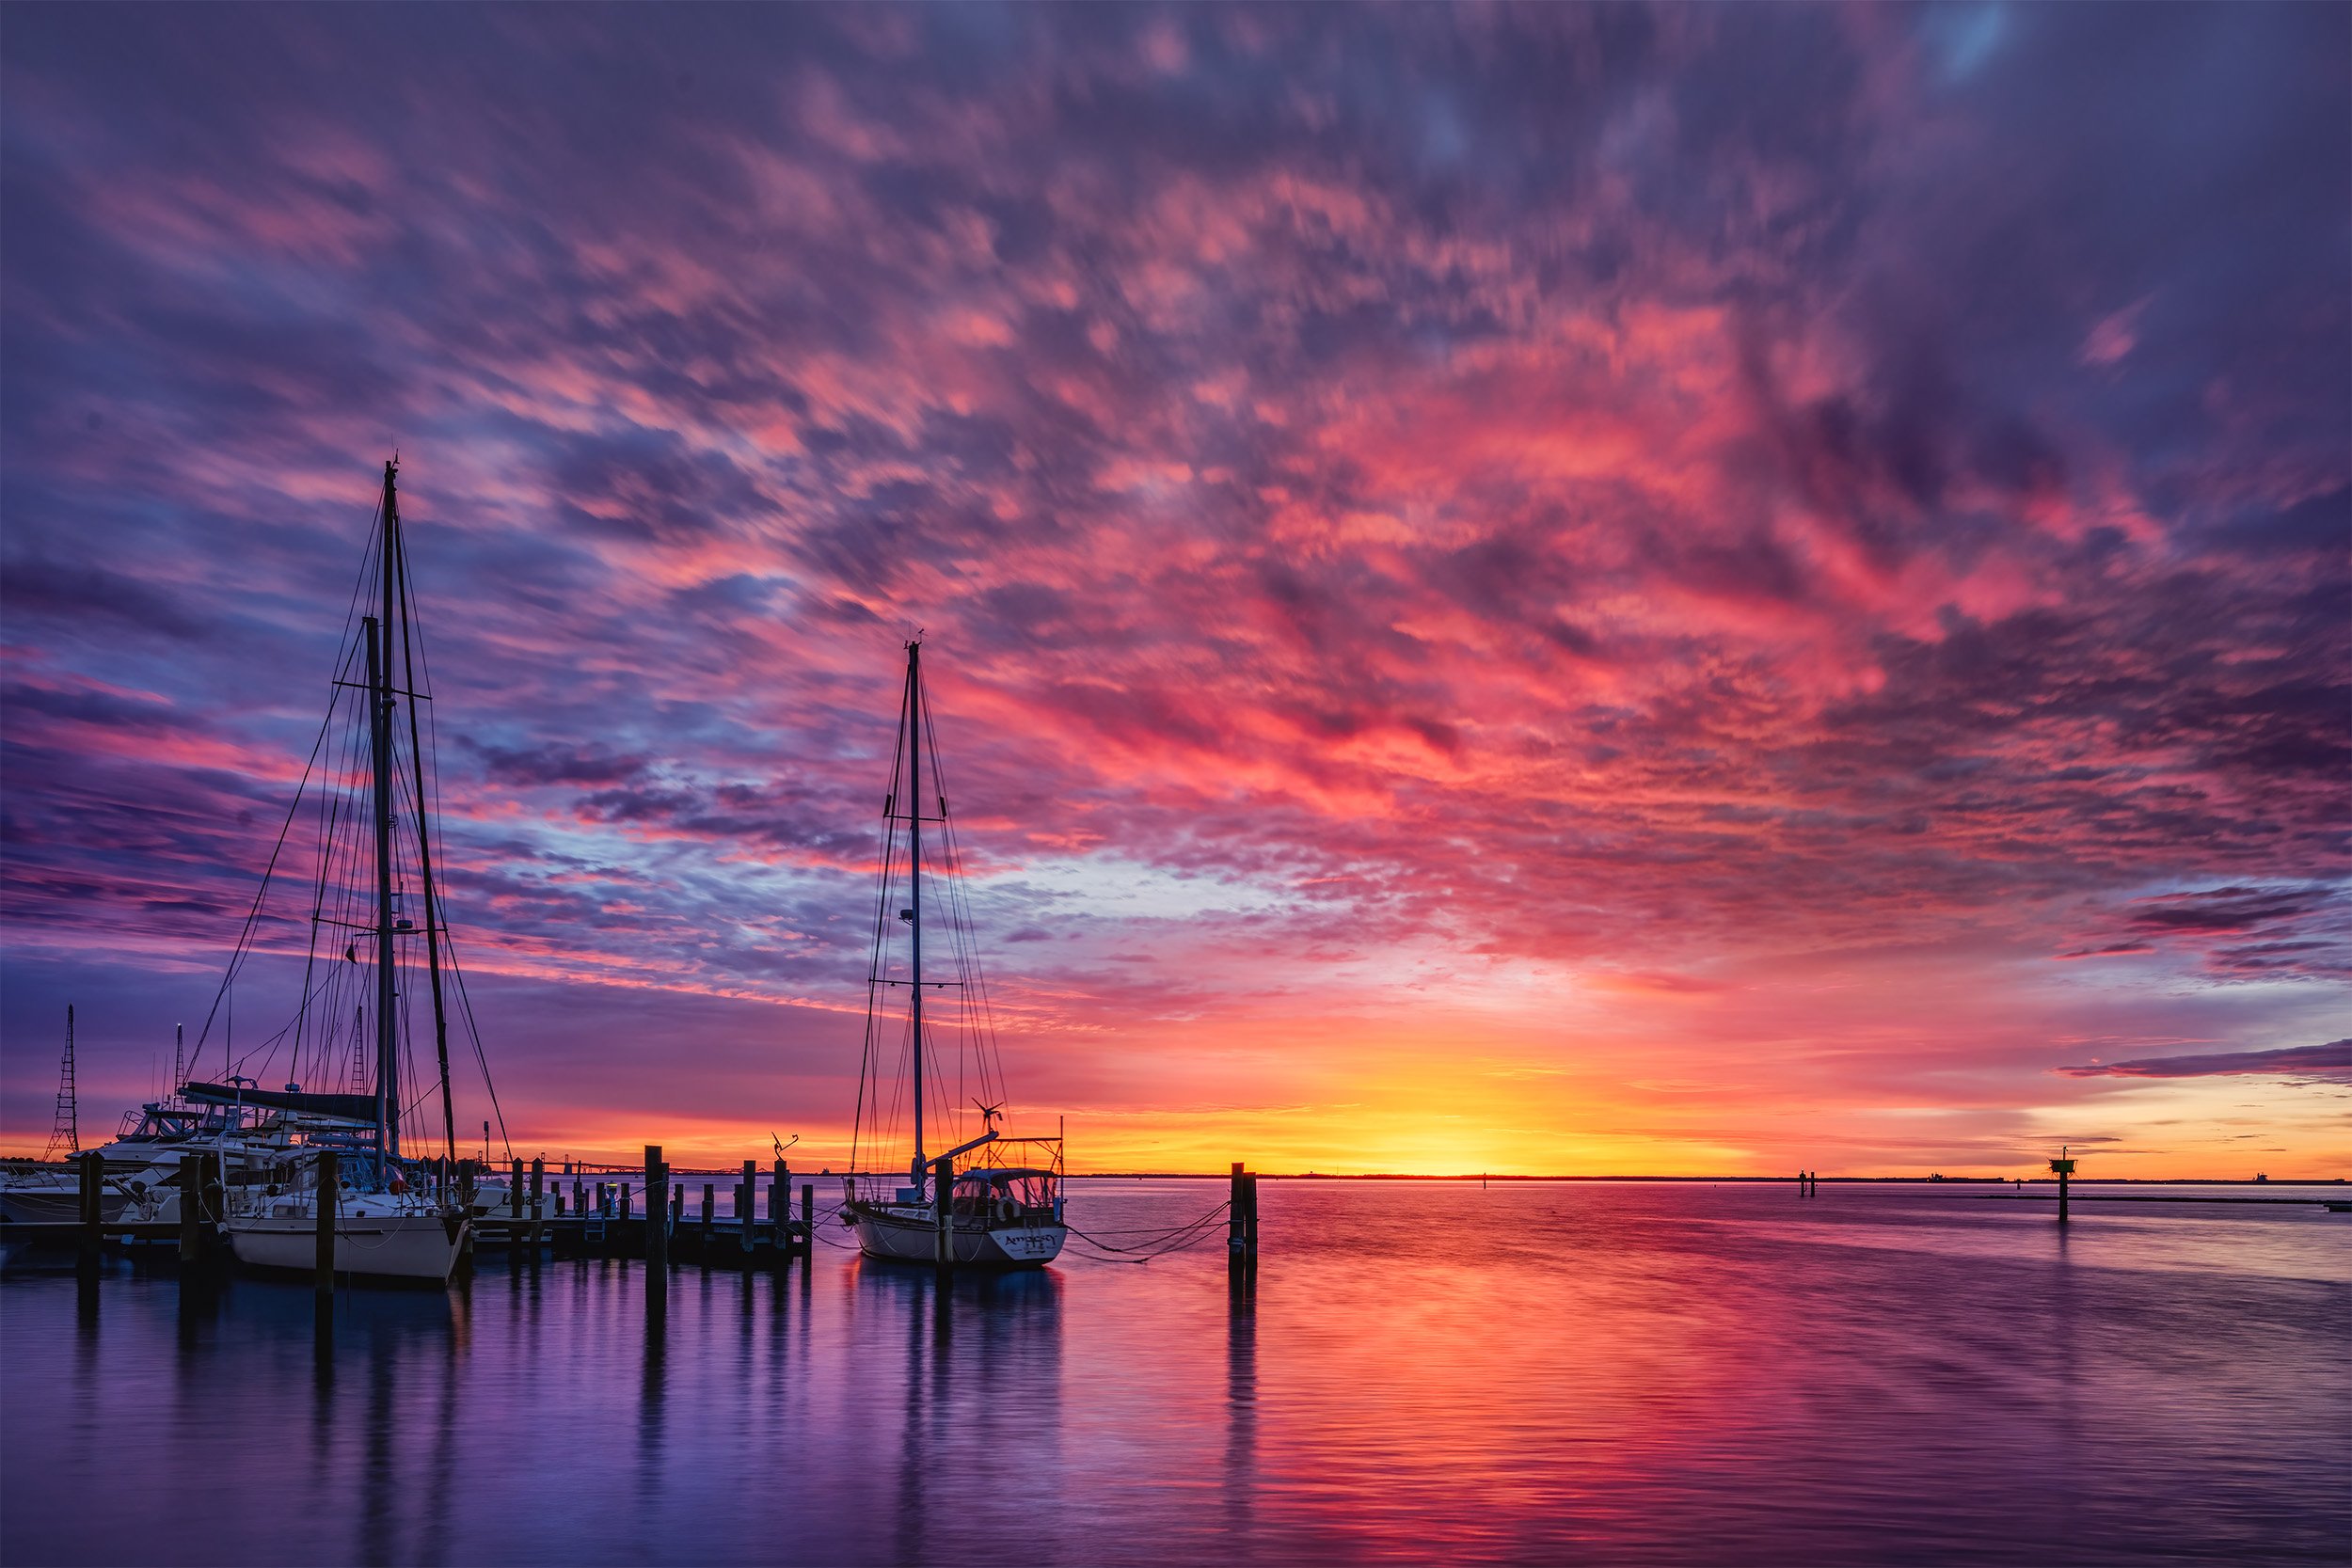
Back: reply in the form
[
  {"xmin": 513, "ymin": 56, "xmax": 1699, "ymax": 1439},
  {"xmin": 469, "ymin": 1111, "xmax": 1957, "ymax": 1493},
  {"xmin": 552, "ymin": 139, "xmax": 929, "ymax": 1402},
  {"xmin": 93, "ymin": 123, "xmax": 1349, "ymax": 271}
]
[
  {"xmin": 314, "ymin": 1148, "xmax": 339, "ymax": 1297},
  {"xmin": 741, "ymin": 1160, "xmax": 757, "ymax": 1254},
  {"xmin": 1245, "ymin": 1172, "xmax": 1260, "ymax": 1255},
  {"xmin": 1229, "ymin": 1163, "xmax": 1246, "ymax": 1254},
  {"xmin": 618, "ymin": 1183, "xmax": 630, "ymax": 1221},
  {"xmin": 770, "ymin": 1160, "xmax": 784, "ymax": 1225},
  {"xmin": 530, "ymin": 1157, "xmax": 546, "ymax": 1246},
  {"xmin": 800, "ymin": 1183, "xmax": 813, "ymax": 1257},
  {"xmin": 700, "ymin": 1183, "xmax": 714, "ymax": 1236},
  {"xmin": 509, "ymin": 1158, "xmax": 524, "ymax": 1224},
  {"xmin": 644, "ymin": 1145, "xmax": 668, "ymax": 1307},
  {"xmin": 201, "ymin": 1154, "xmax": 224, "ymax": 1240},
  {"xmin": 932, "ymin": 1154, "xmax": 953, "ymax": 1272},
  {"xmin": 178, "ymin": 1158, "xmax": 202, "ymax": 1264},
  {"xmin": 77, "ymin": 1150, "xmax": 103, "ymax": 1260}
]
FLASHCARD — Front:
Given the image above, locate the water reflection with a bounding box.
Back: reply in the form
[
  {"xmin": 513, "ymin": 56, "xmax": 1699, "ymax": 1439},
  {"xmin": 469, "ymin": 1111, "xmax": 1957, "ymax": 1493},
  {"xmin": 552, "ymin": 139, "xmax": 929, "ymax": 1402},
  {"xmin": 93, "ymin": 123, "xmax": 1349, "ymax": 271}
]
[
  {"xmin": 1226, "ymin": 1259, "xmax": 1257, "ymax": 1542},
  {"xmin": 638, "ymin": 1295, "xmax": 667, "ymax": 1547},
  {"xmin": 4, "ymin": 1185, "xmax": 2345, "ymax": 1566}
]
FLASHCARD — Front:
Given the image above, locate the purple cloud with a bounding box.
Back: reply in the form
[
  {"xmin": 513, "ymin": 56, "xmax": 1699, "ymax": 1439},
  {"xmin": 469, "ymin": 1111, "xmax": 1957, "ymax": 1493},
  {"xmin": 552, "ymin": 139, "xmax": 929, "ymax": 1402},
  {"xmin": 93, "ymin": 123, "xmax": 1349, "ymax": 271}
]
[{"xmin": 2056, "ymin": 1042, "xmax": 2352, "ymax": 1085}]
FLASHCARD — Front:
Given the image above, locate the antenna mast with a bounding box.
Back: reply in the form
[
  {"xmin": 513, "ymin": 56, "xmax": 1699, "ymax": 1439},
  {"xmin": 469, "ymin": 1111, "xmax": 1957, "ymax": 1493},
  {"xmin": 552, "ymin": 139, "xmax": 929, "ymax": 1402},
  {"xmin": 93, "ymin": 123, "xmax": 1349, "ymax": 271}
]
[
  {"xmin": 388, "ymin": 466, "xmax": 458, "ymax": 1163},
  {"xmin": 43, "ymin": 1005, "xmax": 78, "ymax": 1160}
]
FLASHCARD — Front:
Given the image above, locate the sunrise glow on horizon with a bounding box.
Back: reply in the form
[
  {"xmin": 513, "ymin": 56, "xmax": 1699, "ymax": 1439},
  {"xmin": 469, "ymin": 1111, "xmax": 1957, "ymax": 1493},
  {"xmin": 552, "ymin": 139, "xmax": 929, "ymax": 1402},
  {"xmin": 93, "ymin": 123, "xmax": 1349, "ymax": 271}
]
[{"xmin": 3, "ymin": 6, "xmax": 2345, "ymax": 1180}]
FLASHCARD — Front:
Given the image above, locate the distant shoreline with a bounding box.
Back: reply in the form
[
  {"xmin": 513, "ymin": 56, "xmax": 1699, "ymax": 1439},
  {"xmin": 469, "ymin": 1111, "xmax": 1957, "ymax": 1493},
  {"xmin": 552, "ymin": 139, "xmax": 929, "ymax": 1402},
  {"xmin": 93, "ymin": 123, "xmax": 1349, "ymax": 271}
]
[{"xmin": 1065, "ymin": 1172, "xmax": 2348, "ymax": 1186}]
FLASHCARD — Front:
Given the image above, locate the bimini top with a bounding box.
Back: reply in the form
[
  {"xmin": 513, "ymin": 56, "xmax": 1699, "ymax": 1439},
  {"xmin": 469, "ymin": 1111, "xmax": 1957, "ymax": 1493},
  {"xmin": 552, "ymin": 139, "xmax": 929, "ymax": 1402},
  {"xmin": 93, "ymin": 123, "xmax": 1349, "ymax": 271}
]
[{"xmin": 183, "ymin": 1081, "xmax": 377, "ymax": 1126}]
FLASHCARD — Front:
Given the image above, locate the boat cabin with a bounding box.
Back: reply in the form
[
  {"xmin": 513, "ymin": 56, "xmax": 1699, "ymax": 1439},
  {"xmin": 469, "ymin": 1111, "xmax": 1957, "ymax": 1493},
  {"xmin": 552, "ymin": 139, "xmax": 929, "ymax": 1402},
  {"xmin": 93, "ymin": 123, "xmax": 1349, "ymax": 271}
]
[{"xmin": 947, "ymin": 1166, "xmax": 1059, "ymax": 1221}]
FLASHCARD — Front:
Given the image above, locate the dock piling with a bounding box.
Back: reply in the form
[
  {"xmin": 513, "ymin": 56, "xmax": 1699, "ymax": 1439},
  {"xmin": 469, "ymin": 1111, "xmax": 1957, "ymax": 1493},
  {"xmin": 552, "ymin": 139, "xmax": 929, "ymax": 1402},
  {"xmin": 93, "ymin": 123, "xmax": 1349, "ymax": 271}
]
[
  {"xmin": 529, "ymin": 1157, "xmax": 546, "ymax": 1248},
  {"xmin": 203, "ymin": 1151, "xmax": 226, "ymax": 1241},
  {"xmin": 314, "ymin": 1148, "xmax": 339, "ymax": 1298},
  {"xmin": 177, "ymin": 1158, "xmax": 201, "ymax": 1264},
  {"xmin": 800, "ymin": 1183, "xmax": 813, "ymax": 1257},
  {"xmin": 644, "ymin": 1145, "xmax": 668, "ymax": 1313},
  {"xmin": 1229, "ymin": 1164, "xmax": 1246, "ymax": 1254},
  {"xmin": 201, "ymin": 1155, "xmax": 224, "ymax": 1238},
  {"xmin": 932, "ymin": 1154, "xmax": 953, "ymax": 1273},
  {"xmin": 741, "ymin": 1160, "xmax": 757, "ymax": 1254},
  {"xmin": 77, "ymin": 1149, "xmax": 103, "ymax": 1263}
]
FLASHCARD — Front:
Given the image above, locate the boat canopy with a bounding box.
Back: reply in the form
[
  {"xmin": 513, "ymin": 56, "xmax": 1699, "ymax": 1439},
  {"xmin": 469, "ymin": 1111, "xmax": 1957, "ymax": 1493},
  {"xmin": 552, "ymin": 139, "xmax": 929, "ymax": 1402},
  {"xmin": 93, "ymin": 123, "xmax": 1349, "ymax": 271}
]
[{"xmin": 183, "ymin": 1081, "xmax": 377, "ymax": 1126}]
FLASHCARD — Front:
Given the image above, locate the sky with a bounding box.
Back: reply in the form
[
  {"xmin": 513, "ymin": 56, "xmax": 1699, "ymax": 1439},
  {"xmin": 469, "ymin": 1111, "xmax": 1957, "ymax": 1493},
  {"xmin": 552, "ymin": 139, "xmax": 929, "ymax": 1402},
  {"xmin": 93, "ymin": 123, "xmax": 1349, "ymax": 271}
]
[{"xmin": 2, "ymin": 4, "xmax": 2345, "ymax": 1177}]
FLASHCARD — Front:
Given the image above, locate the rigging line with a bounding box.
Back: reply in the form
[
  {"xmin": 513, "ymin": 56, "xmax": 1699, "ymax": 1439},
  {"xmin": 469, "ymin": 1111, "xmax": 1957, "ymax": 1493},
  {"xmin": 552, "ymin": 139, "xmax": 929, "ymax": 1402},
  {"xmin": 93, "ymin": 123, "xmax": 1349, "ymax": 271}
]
[
  {"xmin": 196, "ymin": 485, "xmax": 387, "ymax": 1085},
  {"xmin": 392, "ymin": 512, "xmax": 457, "ymax": 1163},
  {"xmin": 940, "ymin": 809, "xmax": 1009, "ymax": 1113},
  {"xmin": 918, "ymin": 691, "xmax": 1009, "ymax": 1115},
  {"xmin": 853, "ymin": 768, "xmax": 901, "ymax": 1176},
  {"xmin": 311, "ymin": 632, "xmax": 375, "ymax": 1076},
  {"xmin": 395, "ymin": 518, "xmax": 474, "ymax": 1156},
  {"xmin": 291, "ymin": 639, "xmax": 357, "ymax": 1085},
  {"xmin": 186, "ymin": 688, "xmax": 342, "ymax": 1084},
  {"xmin": 440, "ymin": 941, "xmax": 513, "ymax": 1161},
  {"xmin": 854, "ymin": 668, "xmax": 915, "ymax": 1175},
  {"xmin": 911, "ymin": 673, "xmax": 974, "ymax": 1151},
  {"xmin": 222, "ymin": 952, "xmax": 358, "ymax": 1080}
]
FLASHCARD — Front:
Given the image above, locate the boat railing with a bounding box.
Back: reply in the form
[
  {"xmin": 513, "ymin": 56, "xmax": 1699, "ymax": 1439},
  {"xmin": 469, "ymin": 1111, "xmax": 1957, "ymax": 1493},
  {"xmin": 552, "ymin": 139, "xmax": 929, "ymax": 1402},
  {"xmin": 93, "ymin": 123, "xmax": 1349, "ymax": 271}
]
[{"xmin": 839, "ymin": 1156, "xmax": 1064, "ymax": 1226}]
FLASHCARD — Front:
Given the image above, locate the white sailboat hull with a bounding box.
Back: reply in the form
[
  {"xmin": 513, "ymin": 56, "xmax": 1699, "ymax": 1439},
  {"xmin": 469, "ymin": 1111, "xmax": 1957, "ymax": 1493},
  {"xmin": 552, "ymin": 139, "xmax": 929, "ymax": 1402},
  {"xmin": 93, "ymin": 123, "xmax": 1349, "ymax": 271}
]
[
  {"xmin": 0, "ymin": 1182, "xmax": 128, "ymax": 1226},
  {"xmin": 228, "ymin": 1207, "xmax": 465, "ymax": 1282},
  {"xmin": 851, "ymin": 1204, "xmax": 1064, "ymax": 1268}
]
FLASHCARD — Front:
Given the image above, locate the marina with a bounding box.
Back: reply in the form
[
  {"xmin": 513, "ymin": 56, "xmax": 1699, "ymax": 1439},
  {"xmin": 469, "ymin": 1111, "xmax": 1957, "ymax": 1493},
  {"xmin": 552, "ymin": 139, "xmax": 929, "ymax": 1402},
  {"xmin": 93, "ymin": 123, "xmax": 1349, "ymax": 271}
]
[
  {"xmin": 4, "ymin": 7, "xmax": 2345, "ymax": 1564},
  {"xmin": 5, "ymin": 1180, "xmax": 2344, "ymax": 1565}
]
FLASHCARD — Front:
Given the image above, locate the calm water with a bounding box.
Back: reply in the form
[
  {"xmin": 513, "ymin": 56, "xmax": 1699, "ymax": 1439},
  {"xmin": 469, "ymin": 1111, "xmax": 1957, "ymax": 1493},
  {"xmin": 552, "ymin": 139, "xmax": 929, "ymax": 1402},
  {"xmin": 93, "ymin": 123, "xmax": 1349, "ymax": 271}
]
[{"xmin": 4, "ymin": 1181, "xmax": 2345, "ymax": 1565}]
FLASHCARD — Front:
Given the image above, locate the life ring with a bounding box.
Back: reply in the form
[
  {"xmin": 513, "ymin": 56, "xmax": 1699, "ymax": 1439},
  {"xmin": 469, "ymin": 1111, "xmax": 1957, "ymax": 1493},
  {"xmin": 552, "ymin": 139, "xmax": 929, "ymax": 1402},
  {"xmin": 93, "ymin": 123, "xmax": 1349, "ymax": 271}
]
[{"xmin": 993, "ymin": 1196, "xmax": 1018, "ymax": 1224}]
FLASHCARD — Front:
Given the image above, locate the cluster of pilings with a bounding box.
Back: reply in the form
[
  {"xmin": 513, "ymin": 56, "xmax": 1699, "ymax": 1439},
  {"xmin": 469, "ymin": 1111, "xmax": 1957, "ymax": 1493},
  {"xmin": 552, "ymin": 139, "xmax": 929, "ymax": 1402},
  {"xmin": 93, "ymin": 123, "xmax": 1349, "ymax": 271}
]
[
  {"xmin": 635, "ymin": 1146, "xmax": 818, "ymax": 1319},
  {"xmin": 51, "ymin": 1150, "xmax": 228, "ymax": 1271}
]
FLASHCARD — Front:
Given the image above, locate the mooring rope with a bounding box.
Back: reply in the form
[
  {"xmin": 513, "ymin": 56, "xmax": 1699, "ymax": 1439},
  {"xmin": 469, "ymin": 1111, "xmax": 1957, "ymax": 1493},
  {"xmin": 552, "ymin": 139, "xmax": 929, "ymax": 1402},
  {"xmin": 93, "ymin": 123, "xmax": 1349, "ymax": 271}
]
[
  {"xmin": 1065, "ymin": 1200, "xmax": 1233, "ymax": 1261},
  {"xmin": 808, "ymin": 1198, "xmax": 1239, "ymax": 1264}
]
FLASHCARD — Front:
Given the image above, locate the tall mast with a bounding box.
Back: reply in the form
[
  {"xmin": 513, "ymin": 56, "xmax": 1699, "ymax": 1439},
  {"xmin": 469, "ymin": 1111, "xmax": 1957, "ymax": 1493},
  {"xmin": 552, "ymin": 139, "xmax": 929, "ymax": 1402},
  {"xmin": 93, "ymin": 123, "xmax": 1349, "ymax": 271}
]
[
  {"xmin": 368, "ymin": 463, "xmax": 400, "ymax": 1162},
  {"xmin": 389, "ymin": 479, "xmax": 457, "ymax": 1163},
  {"xmin": 906, "ymin": 640, "xmax": 925, "ymax": 1184}
]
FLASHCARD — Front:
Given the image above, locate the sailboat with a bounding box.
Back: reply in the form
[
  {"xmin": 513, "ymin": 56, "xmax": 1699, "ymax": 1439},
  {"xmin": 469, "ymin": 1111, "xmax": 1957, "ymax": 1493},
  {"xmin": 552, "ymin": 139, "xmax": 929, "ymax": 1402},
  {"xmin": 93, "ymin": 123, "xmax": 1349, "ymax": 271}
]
[
  {"xmin": 839, "ymin": 641, "xmax": 1067, "ymax": 1268},
  {"xmin": 209, "ymin": 459, "xmax": 472, "ymax": 1282}
]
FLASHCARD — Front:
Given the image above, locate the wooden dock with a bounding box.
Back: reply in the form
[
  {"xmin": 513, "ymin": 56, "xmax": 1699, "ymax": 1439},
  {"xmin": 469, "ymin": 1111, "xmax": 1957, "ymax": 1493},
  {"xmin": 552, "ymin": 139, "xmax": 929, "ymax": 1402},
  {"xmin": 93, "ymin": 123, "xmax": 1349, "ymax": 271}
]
[{"xmin": 0, "ymin": 1148, "xmax": 821, "ymax": 1278}]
